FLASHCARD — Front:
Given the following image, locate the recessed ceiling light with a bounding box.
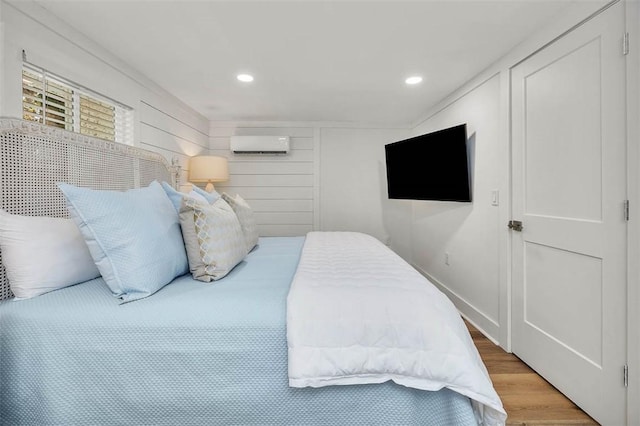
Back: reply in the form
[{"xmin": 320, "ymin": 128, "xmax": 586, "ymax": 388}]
[
  {"xmin": 237, "ymin": 74, "xmax": 254, "ymax": 82},
  {"xmin": 405, "ymin": 76, "xmax": 423, "ymax": 85}
]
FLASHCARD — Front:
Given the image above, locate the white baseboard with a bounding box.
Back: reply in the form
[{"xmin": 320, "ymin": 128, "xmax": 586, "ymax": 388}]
[{"xmin": 412, "ymin": 263, "xmax": 504, "ymax": 348}]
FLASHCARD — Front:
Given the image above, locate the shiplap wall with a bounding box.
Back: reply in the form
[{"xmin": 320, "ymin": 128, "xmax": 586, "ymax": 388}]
[
  {"xmin": 210, "ymin": 125, "xmax": 317, "ymax": 237},
  {"xmin": 139, "ymin": 99, "xmax": 209, "ymax": 179},
  {"xmin": 1, "ymin": 1, "xmax": 210, "ymax": 171}
]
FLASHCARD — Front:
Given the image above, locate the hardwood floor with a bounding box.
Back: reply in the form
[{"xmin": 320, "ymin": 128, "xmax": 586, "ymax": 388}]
[{"xmin": 466, "ymin": 321, "xmax": 599, "ymax": 426}]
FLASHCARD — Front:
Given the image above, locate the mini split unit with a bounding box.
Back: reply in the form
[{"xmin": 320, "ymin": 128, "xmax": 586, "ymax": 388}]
[{"xmin": 230, "ymin": 136, "xmax": 290, "ymax": 154}]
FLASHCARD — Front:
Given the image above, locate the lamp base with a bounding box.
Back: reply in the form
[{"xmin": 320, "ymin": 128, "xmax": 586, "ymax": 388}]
[{"xmin": 205, "ymin": 182, "xmax": 215, "ymax": 193}]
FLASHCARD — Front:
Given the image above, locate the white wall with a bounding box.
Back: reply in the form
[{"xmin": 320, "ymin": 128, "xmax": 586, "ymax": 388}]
[
  {"xmin": 209, "ymin": 122, "xmax": 410, "ymax": 245},
  {"xmin": 209, "ymin": 123, "xmax": 317, "ymax": 237},
  {"xmin": 319, "ymin": 127, "xmax": 409, "ymax": 251},
  {"xmin": 0, "ymin": 0, "xmax": 209, "ymax": 176},
  {"xmin": 408, "ymin": 74, "xmax": 504, "ymax": 339}
]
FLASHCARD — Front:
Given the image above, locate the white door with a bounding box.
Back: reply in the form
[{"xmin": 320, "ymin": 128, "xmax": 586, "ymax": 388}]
[{"xmin": 511, "ymin": 3, "xmax": 627, "ymax": 424}]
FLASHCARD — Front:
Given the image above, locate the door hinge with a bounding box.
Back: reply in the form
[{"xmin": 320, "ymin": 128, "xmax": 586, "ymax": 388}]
[
  {"xmin": 623, "ymin": 32, "xmax": 630, "ymax": 56},
  {"xmin": 624, "ymin": 200, "xmax": 630, "ymax": 221},
  {"xmin": 624, "ymin": 365, "xmax": 629, "ymax": 387}
]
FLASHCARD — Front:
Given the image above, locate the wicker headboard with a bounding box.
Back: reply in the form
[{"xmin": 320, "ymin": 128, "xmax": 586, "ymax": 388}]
[{"xmin": 0, "ymin": 118, "xmax": 176, "ymax": 300}]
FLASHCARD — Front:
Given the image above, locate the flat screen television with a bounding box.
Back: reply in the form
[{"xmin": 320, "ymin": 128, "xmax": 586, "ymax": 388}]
[{"xmin": 385, "ymin": 124, "xmax": 471, "ymax": 202}]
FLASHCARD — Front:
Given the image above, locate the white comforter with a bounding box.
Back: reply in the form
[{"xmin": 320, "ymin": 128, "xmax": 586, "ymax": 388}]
[{"xmin": 287, "ymin": 232, "xmax": 506, "ymax": 426}]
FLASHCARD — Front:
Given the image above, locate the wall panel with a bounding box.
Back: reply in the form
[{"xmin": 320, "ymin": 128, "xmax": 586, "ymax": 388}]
[
  {"xmin": 211, "ymin": 124, "xmax": 316, "ymax": 236},
  {"xmin": 216, "ymin": 186, "xmax": 313, "ymax": 200},
  {"xmin": 229, "ymin": 161, "xmax": 312, "ymax": 175},
  {"xmin": 139, "ymin": 102, "xmax": 209, "ymax": 179}
]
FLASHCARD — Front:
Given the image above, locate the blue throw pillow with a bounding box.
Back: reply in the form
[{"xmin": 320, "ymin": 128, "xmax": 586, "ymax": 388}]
[
  {"xmin": 58, "ymin": 181, "xmax": 188, "ymax": 302},
  {"xmin": 191, "ymin": 184, "xmax": 221, "ymax": 204},
  {"xmin": 160, "ymin": 181, "xmax": 208, "ymax": 212}
]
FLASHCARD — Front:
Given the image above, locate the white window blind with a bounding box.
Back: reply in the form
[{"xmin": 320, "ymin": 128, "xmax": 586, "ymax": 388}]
[{"xmin": 22, "ymin": 65, "xmax": 133, "ymax": 145}]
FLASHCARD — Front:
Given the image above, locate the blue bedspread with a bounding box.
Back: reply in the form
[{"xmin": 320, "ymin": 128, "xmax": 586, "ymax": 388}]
[{"xmin": 0, "ymin": 237, "xmax": 476, "ymax": 425}]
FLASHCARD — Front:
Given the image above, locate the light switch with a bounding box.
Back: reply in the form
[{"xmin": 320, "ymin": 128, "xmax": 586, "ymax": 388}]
[{"xmin": 491, "ymin": 190, "xmax": 499, "ymax": 206}]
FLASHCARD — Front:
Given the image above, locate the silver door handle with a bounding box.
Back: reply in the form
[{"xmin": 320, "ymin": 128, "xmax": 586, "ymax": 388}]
[{"xmin": 508, "ymin": 220, "xmax": 523, "ymax": 232}]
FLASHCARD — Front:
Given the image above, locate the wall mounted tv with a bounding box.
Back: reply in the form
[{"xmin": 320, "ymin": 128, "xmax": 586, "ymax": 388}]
[{"xmin": 385, "ymin": 123, "xmax": 471, "ymax": 202}]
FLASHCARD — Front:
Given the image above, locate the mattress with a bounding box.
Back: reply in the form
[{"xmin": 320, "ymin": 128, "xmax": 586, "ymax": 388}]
[{"xmin": 0, "ymin": 236, "xmax": 477, "ymax": 425}]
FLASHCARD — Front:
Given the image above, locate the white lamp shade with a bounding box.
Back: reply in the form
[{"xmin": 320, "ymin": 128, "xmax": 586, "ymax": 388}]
[{"xmin": 189, "ymin": 156, "xmax": 229, "ymax": 183}]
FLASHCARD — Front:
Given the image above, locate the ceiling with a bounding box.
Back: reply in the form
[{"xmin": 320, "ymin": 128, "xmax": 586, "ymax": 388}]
[{"xmin": 34, "ymin": 0, "xmax": 579, "ymax": 125}]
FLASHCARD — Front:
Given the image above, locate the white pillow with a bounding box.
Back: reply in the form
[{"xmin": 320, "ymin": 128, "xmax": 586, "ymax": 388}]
[
  {"xmin": 221, "ymin": 193, "xmax": 259, "ymax": 253},
  {"xmin": 0, "ymin": 210, "xmax": 100, "ymax": 299},
  {"xmin": 179, "ymin": 197, "xmax": 246, "ymax": 282}
]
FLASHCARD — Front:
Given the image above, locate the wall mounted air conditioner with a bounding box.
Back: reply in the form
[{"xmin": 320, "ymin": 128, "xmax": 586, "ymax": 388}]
[{"xmin": 230, "ymin": 136, "xmax": 290, "ymax": 154}]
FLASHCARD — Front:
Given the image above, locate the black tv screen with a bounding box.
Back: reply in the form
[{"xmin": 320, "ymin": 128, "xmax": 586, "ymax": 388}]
[{"xmin": 385, "ymin": 124, "xmax": 471, "ymax": 202}]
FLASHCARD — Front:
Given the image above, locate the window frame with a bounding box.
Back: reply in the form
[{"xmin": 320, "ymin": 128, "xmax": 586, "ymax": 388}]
[{"xmin": 22, "ymin": 64, "xmax": 133, "ymax": 145}]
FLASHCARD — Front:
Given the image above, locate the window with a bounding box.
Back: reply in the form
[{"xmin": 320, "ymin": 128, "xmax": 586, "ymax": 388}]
[{"xmin": 22, "ymin": 65, "xmax": 133, "ymax": 145}]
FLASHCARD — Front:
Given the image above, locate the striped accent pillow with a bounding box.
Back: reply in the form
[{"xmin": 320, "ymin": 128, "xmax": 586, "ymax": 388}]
[{"xmin": 179, "ymin": 197, "xmax": 246, "ymax": 282}]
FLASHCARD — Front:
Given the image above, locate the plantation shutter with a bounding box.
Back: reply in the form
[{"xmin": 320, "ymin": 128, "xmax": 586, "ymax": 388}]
[
  {"xmin": 22, "ymin": 68, "xmax": 74, "ymax": 131},
  {"xmin": 22, "ymin": 69, "xmax": 44, "ymax": 124},
  {"xmin": 21, "ymin": 65, "xmax": 133, "ymax": 145},
  {"xmin": 79, "ymin": 95, "xmax": 116, "ymax": 141}
]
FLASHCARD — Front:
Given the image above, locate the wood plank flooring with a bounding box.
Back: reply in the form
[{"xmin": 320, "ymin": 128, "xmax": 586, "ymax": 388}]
[{"xmin": 466, "ymin": 321, "xmax": 599, "ymax": 426}]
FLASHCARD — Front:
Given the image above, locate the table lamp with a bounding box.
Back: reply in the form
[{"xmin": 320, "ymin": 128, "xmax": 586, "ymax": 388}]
[{"xmin": 188, "ymin": 155, "xmax": 229, "ymax": 192}]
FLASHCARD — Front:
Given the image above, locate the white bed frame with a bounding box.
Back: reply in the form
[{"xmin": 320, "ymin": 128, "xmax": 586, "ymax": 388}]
[{"xmin": 0, "ymin": 118, "xmax": 176, "ymax": 301}]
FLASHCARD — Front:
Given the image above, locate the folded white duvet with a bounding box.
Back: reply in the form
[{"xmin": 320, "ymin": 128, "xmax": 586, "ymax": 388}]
[{"xmin": 287, "ymin": 232, "xmax": 506, "ymax": 426}]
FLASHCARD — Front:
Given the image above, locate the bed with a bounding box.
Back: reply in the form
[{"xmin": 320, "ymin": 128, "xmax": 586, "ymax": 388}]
[{"xmin": 0, "ymin": 119, "xmax": 505, "ymax": 425}]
